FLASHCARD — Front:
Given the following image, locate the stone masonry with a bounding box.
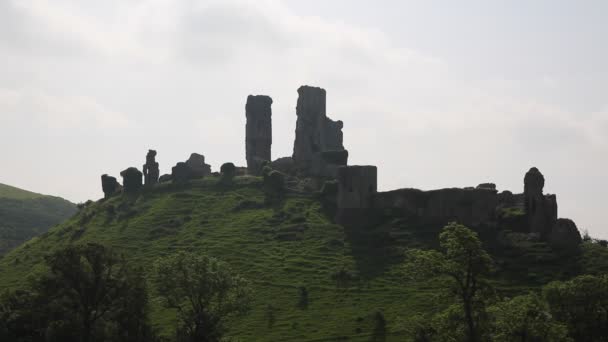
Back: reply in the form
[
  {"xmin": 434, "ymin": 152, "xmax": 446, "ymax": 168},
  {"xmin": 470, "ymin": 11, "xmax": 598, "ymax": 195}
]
[
  {"xmin": 292, "ymin": 86, "xmax": 347, "ymax": 176},
  {"xmin": 143, "ymin": 149, "xmax": 159, "ymax": 186},
  {"xmin": 246, "ymin": 95, "xmax": 272, "ymax": 175}
]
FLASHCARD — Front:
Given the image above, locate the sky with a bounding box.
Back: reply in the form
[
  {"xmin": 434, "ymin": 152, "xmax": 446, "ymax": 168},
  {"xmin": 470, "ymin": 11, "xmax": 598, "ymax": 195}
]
[{"xmin": 1, "ymin": 0, "xmax": 607, "ymax": 238}]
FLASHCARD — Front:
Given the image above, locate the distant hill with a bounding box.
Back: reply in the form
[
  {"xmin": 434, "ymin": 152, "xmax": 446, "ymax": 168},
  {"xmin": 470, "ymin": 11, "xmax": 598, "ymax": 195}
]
[
  {"xmin": 1, "ymin": 176, "xmax": 607, "ymax": 341},
  {"xmin": 0, "ymin": 183, "xmax": 77, "ymax": 256}
]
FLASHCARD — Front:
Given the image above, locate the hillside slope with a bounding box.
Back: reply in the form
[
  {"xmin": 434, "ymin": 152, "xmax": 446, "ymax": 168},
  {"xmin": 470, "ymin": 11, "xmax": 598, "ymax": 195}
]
[
  {"xmin": 0, "ymin": 183, "xmax": 77, "ymax": 256},
  {"xmin": 0, "ymin": 176, "xmax": 606, "ymax": 341}
]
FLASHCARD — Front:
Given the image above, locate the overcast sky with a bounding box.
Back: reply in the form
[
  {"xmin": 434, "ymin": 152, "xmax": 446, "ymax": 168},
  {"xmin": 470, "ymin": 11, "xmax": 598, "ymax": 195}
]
[{"xmin": 1, "ymin": 0, "xmax": 607, "ymax": 237}]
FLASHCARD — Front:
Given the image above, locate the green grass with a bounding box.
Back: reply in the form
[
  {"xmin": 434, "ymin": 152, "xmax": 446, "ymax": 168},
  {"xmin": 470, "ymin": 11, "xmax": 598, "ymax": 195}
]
[
  {"xmin": 0, "ymin": 183, "xmax": 45, "ymax": 199},
  {"xmin": 0, "ymin": 183, "xmax": 76, "ymax": 256},
  {"xmin": 0, "ymin": 176, "xmax": 606, "ymax": 341}
]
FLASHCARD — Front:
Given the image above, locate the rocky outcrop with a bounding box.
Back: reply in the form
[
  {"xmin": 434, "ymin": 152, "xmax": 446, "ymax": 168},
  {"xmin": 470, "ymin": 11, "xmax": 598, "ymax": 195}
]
[
  {"xmin": 524, "ymin": 167, "xmax": 557, "ymax": 236},
  {"xmin": 292, "ymin": 86, "xmax": 347, "ymax": 177},
  {"xmin": 549, "ymin": 218, "xmax": 582, "ymax": 250},
  {"xmin": 101, "ymin": 174, "xmax": 121, "ymax": 198},
  {"xmin": 246, "ymin": 95, "xmax": 272, "ymax": 175},
  {"xmin": 120, "ymin": 167, "xmax": 142, "ymax": 193},
  {"xmin": 186, "ymin": 153, "xmax": 211, "ymax": 178},
  {"xmin": 143, "ymin": 149, "xmax": 159, "ymax": 186}
]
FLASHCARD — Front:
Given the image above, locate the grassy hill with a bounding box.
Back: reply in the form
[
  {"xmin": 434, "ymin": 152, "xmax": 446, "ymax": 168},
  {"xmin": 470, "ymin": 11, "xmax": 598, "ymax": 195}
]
[
  {"xmin": 0, "ymin": 176, "xmax": 607, "ymax": 341},
  {"xmin": 0, "ymin": 183, "xmax": 77, "ymax": 256}
]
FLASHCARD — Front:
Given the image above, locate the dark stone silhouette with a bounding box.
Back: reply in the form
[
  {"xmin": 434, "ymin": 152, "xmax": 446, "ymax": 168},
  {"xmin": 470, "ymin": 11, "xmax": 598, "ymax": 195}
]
[
  {"xmin": 246, "ymin": 95, "xmax": 272, "ymax": 175},
  {"xmin": 220, "ymin": 162, "xmax": 236, "ymax": 184},
  {"xmin": 549, "ymin": 218, "xmax": 582, "ymax": 250},
  {"xmin": 172, "ymin": 162, "xmax": 191, "ymax": 183},
  {"xmin": 292, "ymin": 86, "xmax": 347, "ymax": 176},
  {"xmin": 524, "ymin": 167, "xmax": 557, "ymax": 236},
  {"xmin": 336, "ymin": 165, "xmax": 377, "ymax": 225},
  {"xmin": 159, "ymin": 174, "xmax": 172, "ymax": 183},
  {"xmin": 120, "ymin": 167, "xmax": 143, "ymax": 193},
  {"xmin": 143, "ymin": 149, "xmax": 159, "ymax": 186},
  {"xmin": 101, "ymin": 174, "xmax": 121, "ymax": 198},
  {"xmin": 373, "ymin": 187, "xmax": 498, "ymax": 227},
  {"xmin": 263, "ymin": 168, "xmax": 285, "ymax": 203},
  {"xmin": 271, "ymin": 157, "xmax": 296, "ymax": 175},
  {"xmin": 186, "ymin": 153, "xmax": 211, "ymax": 178}
]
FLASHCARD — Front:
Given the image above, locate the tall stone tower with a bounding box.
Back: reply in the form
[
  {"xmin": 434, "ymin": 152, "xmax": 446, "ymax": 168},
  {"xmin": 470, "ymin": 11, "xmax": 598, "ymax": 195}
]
[
  {"xmin": 245, "ymin": 95, "xmax": 272, "ymax": 175},
  {"xmin": 524, "ymin": 167, "xmax": 557, "ymax": 236},
  {"xmin": 293, "ymin": 85, "xmax": 346, "ymax": 176},
  {"xmin": 293, "ymin": 86, "xmax": 327, "ymax": 167},
  {"xmin": 143, "ymin": 149, "xmax": 159, "ymax": 186}
]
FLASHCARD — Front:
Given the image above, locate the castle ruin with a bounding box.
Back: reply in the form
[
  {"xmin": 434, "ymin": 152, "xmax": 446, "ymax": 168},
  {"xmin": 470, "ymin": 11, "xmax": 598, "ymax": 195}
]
[{"xmin": 100, "ymin": 84, "xmax": 581, "ymax": 249}]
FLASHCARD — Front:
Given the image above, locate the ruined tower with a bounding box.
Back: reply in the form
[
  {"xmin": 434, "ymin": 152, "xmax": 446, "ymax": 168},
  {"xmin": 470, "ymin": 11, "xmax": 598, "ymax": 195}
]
[
  {"xmin": 524, "ymin": 167, "xmax": 557, "ymax": 236},
  {"xmin": 292, "ymin": 86, "xmax": 347, "ymax": 176},
  {"xmin": 143, "ymin": 149, "xmax": 159, "ymax": 186},
  {"xmin": 120, "ymin": 167, "xmax": 143, "ymax": 193},
  {"xmin": 245, "ymin": 95, "xmax": 273, "ymax": 175}
]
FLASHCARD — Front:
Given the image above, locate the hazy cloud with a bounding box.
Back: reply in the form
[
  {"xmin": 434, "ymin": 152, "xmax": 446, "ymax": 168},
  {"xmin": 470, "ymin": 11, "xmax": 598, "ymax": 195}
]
[{"xmin": 0, "ymin": 0, "xmax": 606, "ymax": 237}]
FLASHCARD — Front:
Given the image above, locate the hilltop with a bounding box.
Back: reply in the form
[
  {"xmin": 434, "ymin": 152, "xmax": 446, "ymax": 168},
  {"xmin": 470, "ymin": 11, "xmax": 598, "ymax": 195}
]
[
  {"xmin": 0, "ymin": 183, "xmax": 76, "ymax": 256},
  {"xmin": 1, "ymin": 175, "xmax": 608, "ymax": 341}
]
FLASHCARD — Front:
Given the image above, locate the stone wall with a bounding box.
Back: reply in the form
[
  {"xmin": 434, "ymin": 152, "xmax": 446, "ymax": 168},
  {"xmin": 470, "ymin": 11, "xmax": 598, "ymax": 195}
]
[
  {"xmin": 246, "ymin": 95, "xmax": 273, "ymax": 175},
  {"xmin": 335, "ymin": 165, "xmax": 378, "ymax": 226},
  {"xmin": 373, "ymin": 186, "xmax": 498, "ymax": 226},
  {"xmin": 337, "ymin": 165, "xmax": 378, "ymax": 209}
]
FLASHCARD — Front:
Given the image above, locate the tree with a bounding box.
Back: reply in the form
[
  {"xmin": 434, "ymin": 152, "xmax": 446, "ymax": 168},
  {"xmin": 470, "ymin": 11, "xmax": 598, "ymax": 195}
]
[
  {"xmin": 152, "ymin": 251, "xmax": 252, "ymax": 342},
  {"xmin": 543, "ymin": 274, "xmax": 608, "ymax": 341},
  {"xmin": 404, "ymin": 222, "xmax": 493, "ymax": 342},
  {"xmin": 488, "ymin": 293, "xmax": 570, "ymax": 342},
  {"xmin": 41, "ymin": 243, "xmax": 134, "ymax": 342},
  {"xmin": 0, "ymin": 243, "xmax": 155, "ymax": 342}
]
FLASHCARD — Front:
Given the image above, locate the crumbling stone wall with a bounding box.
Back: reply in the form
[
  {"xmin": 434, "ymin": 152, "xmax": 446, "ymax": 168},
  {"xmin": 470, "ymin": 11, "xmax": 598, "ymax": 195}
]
[
  {"xmin": 120, "ymin": 167, "xmax": 142, "ymax": 193},
  {"xmin": 101, "ymin": 174, "xmax": 121, "ymax": 198},
  {"xmin": 337, "ymin": 165, "xmax": 378, "ymax": 209},
  {"xmin": 372, "ymin": 185, "xmax": 498, "ymax": 226},
  {"xmin": 143, "ymin": 149, "xmax": 159, "ymax": 186},
  {"xmin": 292, "ymin": 86, "xmax": 347, "ymax": 176},
  {"xmin": 335, "ymin": 165, "xmax": 377, "ymax": 225},
  {"xmin": 186, "ymin": 153, "xmax": 211, "ymax": 178},
  {"xmin": 246, "ymin": 95, "xmax": 272, "ymax": 175},
  {"xmin": 172, "ymin": 162, "xmax": 191, "ymax": 183}
]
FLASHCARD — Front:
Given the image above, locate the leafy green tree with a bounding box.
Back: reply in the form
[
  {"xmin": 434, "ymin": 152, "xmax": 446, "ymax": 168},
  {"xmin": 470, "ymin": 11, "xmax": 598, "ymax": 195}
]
[
  {"xmin": 152, "ymin": 251, "xmax": 252, "ymax": 342},
  {"xmin": 543, "ymin": 274, "xmax": 608, "ymax": 341},
  {"xmin": 488, "ymin": 293, "xmax": 570, "ymax": 342},
  {"xmin": 0, "ymin": 243, "xmax": 155, "ymax": 342},
  {"xmin": 404, "ymin": 222, "xmax": 493, "ymax": 342}
]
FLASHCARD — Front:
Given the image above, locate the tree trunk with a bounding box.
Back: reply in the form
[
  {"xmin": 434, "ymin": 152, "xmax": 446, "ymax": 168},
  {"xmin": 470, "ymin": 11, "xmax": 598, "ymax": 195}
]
[{"xmin": 463, "ymin": 299, "xmax": 477, "ymax": 342}]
